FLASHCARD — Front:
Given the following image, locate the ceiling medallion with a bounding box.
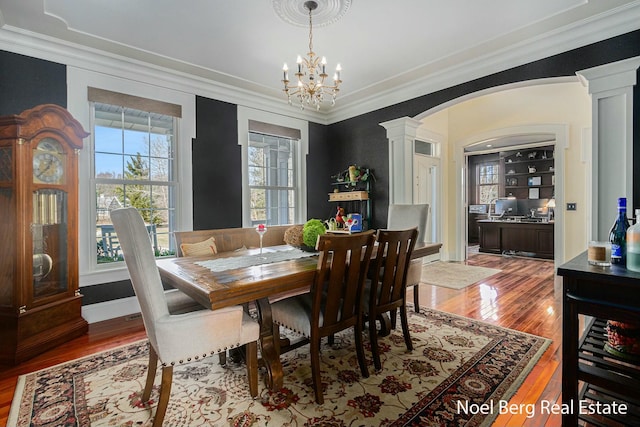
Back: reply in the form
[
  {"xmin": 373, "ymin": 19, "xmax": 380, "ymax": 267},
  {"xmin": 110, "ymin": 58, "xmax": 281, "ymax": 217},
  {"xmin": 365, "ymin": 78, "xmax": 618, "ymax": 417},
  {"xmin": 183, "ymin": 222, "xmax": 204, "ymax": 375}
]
[
  {"xmin": 279, "ymin": 1, "xmax": 344, "ymax": 110},
  {"xmin": 273, "ymin": 0, "xmax": 351, "ymax": 27}
]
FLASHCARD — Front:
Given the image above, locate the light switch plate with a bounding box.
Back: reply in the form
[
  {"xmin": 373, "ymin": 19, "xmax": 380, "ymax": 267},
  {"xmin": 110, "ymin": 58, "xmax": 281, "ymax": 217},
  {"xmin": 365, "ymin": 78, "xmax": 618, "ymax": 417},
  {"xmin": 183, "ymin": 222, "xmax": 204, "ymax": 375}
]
[{"xmin": 567, "ymin": 203, "xmax": 577, "ymax": 211}]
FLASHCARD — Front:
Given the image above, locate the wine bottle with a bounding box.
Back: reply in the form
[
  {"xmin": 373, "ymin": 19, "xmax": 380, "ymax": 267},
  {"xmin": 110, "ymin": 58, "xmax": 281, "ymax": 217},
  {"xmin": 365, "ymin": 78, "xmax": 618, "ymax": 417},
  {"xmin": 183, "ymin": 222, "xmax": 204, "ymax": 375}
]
[
  {"xmin": 609, "ymin": 197, "xmax": 630, "ymax": 265},
  {"xmin": 627, "ymin": 209, "xmax": 640, "ymax": 272}
]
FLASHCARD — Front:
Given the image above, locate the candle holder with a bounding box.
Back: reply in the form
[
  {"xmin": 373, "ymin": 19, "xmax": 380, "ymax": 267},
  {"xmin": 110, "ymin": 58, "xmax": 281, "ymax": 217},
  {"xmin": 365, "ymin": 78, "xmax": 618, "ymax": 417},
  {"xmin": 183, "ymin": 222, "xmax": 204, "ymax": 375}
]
[{"xmin": 256, "ymin": 224, "xmax": 267, "ymax": 254}]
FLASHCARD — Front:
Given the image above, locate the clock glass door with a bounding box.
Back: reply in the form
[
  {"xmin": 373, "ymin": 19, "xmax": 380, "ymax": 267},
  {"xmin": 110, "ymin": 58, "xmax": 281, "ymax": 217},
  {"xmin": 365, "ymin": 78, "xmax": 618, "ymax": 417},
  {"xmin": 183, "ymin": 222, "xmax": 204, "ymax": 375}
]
[{"xmin": 32, "ymin": 189, "xmax": 68, "ymax": 299}]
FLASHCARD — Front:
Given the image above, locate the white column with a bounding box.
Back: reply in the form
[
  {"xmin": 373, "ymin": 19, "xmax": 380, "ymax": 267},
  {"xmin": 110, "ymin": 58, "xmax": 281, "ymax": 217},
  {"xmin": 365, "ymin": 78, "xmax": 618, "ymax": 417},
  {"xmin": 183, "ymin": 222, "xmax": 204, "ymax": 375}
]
[
  {"xmin": 577, "ymin": 56, "xmax": 640, "ymax": 241},
  {"xmin": 380, "ymin": 117, "xmax": 421, "ymax": 204}
]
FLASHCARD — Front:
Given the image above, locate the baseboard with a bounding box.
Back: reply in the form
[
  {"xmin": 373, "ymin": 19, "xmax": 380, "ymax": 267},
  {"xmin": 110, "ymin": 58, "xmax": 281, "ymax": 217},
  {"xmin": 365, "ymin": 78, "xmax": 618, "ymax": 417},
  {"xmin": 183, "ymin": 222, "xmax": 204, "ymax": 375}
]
[{"xmin": 81, "ymin": 296, "xmax": 141, "ymax": 324}]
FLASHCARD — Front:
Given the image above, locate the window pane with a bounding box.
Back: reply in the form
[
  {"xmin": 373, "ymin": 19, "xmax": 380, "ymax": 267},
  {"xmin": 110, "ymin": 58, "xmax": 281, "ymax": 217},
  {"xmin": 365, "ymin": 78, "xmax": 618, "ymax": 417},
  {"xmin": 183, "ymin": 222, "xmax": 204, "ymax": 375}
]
[
  {"xmin": 95, "ymin": 153, "xmax": 123, "ymax": 178},
  {"xmin": 150, "ymin": 157, "xmax": 169, "ymax": 181},
  {"xmin": 125, "ymin": 154, "xmax": 149, "ymax": 181},
  {"xmin": 479, "ymin": 185, "xmax": 499, "ymax": 204}
]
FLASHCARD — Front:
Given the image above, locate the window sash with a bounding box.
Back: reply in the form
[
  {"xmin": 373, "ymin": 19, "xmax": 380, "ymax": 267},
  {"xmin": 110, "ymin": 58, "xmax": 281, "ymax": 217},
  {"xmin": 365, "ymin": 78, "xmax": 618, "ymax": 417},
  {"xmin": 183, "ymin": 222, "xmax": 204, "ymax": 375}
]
[
  {"xmin": 92, "ymin": 101, "xmax": 178, "ymax": 264},
  {"xmin": 248, "ymin": 131, "xmax": 297, "ymax": 226}
]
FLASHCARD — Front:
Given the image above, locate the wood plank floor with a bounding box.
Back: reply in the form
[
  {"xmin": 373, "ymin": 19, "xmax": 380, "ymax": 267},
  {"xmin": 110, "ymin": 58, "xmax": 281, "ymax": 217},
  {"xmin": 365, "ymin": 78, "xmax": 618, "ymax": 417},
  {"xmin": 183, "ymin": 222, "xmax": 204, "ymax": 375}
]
[{"xmin": 0, "ymin": 251, "xmax": 562, "ymax": 426}]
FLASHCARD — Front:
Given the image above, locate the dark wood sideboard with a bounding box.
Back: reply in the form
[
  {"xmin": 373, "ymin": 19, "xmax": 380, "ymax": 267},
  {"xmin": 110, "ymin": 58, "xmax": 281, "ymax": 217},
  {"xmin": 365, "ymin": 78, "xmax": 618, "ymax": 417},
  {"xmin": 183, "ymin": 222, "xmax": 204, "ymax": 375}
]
[{"xmin": 557, "ymin": 252, "xmax": 640, "ymax": 426}]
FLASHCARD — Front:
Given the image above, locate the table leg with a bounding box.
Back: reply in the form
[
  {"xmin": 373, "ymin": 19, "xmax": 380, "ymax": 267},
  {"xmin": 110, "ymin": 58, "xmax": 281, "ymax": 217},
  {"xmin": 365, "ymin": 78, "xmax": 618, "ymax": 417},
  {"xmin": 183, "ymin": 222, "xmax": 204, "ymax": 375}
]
[
  {"xmin": 254, "ymin": 297, "xmax": 283, "ymax": 390},
  {"xmin": 562, "ymin": 278, "xmax": 579, "ymax": 427}
]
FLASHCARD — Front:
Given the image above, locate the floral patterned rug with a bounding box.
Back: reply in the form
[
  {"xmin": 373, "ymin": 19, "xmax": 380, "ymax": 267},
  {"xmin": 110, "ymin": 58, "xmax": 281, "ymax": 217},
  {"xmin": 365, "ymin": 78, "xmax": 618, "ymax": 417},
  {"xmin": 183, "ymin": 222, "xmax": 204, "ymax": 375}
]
[{"xmin": 9, "ymin": 308, "xmax": 550, "ymax": 427}]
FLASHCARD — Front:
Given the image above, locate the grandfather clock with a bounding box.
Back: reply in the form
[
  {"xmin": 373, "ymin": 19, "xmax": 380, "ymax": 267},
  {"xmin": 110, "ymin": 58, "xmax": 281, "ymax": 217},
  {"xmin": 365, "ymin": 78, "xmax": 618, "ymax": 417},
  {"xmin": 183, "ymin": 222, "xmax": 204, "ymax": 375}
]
[{"xmin": 0, "ymin": 104, "xmax": 89, "ymax": 364}]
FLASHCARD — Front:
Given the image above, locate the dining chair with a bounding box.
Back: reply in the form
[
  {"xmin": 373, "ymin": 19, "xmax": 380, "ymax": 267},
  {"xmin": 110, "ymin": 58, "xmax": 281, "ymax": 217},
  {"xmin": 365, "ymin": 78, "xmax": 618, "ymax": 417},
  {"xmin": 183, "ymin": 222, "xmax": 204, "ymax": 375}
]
[
  {"xmin": 364, "ymin": 227, "xmax": 418, "ymax": 371},
  {"xmin": 110, "ymin": 207, "xmax": 260, "ymax": 427},
  {"xmin": 387, "ymin": 203, "xmax": 429, "ymax": 313},
  {"xmin": 270, "ymin": 230, "xmax": 376, "ymax": 404}
]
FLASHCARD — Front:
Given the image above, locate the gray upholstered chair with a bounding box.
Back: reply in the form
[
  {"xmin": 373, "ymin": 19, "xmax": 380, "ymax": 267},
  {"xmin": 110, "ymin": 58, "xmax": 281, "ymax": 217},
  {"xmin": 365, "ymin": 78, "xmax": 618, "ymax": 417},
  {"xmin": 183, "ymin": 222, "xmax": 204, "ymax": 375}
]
[
  {"xmin": 387, "ymin": 204, "xmax": 429, "ymax": 313},
  {"xmin": 271, "ymin": 231, "xmax": 376, "ymax": 404},
  {"xmin": 364, "ymin": 228, "xmax": 418, "ymax": 371},
  {"xmin": 110, "ymin": 207, "xmax": 260, "ymax": 427}
]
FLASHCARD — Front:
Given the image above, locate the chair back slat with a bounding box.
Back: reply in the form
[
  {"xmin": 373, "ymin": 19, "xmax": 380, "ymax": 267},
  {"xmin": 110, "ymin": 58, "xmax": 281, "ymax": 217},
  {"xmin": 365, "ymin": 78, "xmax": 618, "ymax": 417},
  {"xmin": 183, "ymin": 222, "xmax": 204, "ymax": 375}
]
[
  {"xmin": 371, "ymin": 228, "xmax": 418, "ymax": 310},
  {"xmin": 312, "ymin": 231, "xmax": 375, "ymax": 336}
]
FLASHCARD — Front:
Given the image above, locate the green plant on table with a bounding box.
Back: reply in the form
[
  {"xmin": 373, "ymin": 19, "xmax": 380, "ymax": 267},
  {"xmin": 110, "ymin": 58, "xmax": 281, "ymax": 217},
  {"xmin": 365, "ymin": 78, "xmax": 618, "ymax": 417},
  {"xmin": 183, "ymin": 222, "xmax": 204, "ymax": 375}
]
[{"xmin": 303, "ymin": 219, "xmax": 326, "ymax": 248}]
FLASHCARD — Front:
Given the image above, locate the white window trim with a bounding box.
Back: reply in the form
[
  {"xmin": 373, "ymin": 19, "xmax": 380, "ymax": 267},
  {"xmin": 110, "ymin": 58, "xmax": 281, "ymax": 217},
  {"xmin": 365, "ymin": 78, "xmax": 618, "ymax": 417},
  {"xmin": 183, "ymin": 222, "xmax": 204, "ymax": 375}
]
[
  {"xmin": 67, "ymin": 67, "xmax": 194, "ymax": 286},
  {"xmin": 237, "ymin": 106, "xmax": 308, "ymax": 227}
]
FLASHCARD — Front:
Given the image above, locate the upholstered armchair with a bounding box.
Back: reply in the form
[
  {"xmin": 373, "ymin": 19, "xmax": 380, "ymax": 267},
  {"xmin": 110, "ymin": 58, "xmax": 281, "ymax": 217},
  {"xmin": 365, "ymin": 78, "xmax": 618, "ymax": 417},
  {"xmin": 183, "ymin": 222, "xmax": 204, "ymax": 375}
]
[
  {"xmin": 110, "ymin": 207, "xmax": 260, "ymax": 427},
  {"xmin": 364, "ymin": 228, "xmax": 418, "ymax": 371},
  {"xmin": 387, "ymin": 204, "xmax": 429, "ymax": 312},
  {"xmin": 270, "ymin": 231, "xmax": 376, "ymax": 404}
]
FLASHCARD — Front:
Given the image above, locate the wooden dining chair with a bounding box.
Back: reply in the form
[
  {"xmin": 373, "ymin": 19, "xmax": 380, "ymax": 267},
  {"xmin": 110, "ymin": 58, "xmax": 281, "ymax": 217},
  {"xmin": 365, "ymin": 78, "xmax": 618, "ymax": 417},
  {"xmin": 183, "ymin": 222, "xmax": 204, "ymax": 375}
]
[
  {"xmin": 387, "ymin": 204, "xmax": 429, "ymax": 313},
  {"xmin": 364, "ymin": 228, "xmax": 418, "ymax": 371},
  {"xmin": 270, "ymin": 230, "xmax": 376, "ymax": 404},
  {"xmin": 110, "ymin": 207, "xmax": 260, "ymax": 427}
]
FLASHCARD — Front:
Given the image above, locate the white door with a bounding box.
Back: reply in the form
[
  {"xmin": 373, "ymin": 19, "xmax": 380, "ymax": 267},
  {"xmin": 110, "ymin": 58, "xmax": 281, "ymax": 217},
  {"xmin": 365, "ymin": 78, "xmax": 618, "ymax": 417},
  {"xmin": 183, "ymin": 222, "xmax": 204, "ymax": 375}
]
[{"xmin": 414, "ymin": 154, "xmax": 441, "ymax": 261}]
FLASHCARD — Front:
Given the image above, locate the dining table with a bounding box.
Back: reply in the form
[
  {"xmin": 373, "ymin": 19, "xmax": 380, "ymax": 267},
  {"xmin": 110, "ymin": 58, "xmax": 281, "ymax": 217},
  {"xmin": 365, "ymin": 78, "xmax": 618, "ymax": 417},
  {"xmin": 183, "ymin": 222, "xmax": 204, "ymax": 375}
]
[{"xmin": 156, "ymin": 241, "xmax": 442, "ymax": 391}]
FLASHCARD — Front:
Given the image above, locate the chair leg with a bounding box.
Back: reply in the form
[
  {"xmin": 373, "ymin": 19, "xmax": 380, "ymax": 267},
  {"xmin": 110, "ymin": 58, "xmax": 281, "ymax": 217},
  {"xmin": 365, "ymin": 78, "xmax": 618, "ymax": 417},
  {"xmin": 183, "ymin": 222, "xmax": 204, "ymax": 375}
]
[
  {"xmin": 142, "ymin": 345, "xmax": 158, "ymax": 403},
  {"xmin": 369, "ymin": 315, "xmax": 382, "ymax": 372},
  {"xmin": 152, "ymin": 365, "xmax": 173, "ymax": 427},
  {"xmin": 413, "ymin": 285, "xmax": 420, "ymax": 313},
  {"xmin": 390, "ymin": 309, "xmax": 397, "ymax": 329},
  {"xmin": 310, "ymin": 337, "xmax": 324, "ymax": 404},
  {"xmin": 354, "ymin": 323, "xmax": 369, "ymax": 378},
  {"xmin": 400, "ymin": 305, "xmax": 413, "ymax": 351},
  {"xmin": 245, "ymin": 341, "xmax": 258, "ymax": 398}
]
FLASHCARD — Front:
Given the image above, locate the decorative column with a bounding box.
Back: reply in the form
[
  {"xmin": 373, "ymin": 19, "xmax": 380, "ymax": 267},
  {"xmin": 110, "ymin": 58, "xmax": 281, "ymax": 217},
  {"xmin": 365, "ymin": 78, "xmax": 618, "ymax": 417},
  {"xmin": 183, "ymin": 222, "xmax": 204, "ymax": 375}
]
[
  {"xmin": 380, "ymin": 117, "xmax": 421, "ymax": 204},
  {"xmin": 577, "ymin": 56, "xmax": 640, "ymax": 241}
]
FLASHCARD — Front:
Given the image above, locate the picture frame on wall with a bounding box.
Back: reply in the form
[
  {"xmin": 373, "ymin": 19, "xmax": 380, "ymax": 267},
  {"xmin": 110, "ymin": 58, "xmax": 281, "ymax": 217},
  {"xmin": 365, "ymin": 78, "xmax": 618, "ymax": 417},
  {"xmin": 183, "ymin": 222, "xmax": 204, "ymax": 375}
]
[
  {"xmin": 529, "ymin": 188, "xmax": 540, "ymax": 199},
  {"xmin": 528, "ymin": 176, "xmax": 541, "ymax": 186}
]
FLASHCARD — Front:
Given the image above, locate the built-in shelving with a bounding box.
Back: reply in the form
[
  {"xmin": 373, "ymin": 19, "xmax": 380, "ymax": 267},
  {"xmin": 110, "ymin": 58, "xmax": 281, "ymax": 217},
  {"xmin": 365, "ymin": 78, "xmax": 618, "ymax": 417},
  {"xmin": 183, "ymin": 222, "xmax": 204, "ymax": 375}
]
[{"xmin": 501, "ymin": 145, "xmax": 554, "ymax": 200}]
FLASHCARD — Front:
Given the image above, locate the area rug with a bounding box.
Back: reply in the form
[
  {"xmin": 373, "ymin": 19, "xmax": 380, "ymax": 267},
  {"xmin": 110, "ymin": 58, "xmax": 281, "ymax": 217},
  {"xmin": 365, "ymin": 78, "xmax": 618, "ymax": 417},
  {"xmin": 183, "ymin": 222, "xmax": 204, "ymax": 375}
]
[
  {"xmin": 8, "ymin": 308, "xmax": 549, "ymax": 427},
  {"xmin": 420, "ymin": 262, "xmax": 502, "ymax": 289}
]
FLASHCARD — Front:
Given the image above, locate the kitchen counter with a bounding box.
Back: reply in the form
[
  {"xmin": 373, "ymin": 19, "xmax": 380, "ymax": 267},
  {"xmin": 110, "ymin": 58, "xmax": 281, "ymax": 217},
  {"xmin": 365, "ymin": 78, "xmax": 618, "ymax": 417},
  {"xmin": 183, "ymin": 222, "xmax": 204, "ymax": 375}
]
[{"xmin": 477, "ymin": 219, "xmax": 554, "ymax": 259}]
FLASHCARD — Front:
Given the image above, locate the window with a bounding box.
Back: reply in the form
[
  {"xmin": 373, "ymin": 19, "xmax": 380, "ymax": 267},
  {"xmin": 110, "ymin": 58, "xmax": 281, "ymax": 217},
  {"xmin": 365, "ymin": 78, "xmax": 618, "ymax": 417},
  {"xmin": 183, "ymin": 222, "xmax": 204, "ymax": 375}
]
[
  {"xmin": 238, "ymin": 106, "xmax": 308, "ymax": 227},
  {"xmin": 248, "ymin": 132, "xmax": 297, "ymax": 225},
  {"xmin": 92, "ymin": 101, "xmax": 178, "ymax": 264},
  {"xmin": 477, "ymin": 162, "xmax": 499, "ymax": 204}
]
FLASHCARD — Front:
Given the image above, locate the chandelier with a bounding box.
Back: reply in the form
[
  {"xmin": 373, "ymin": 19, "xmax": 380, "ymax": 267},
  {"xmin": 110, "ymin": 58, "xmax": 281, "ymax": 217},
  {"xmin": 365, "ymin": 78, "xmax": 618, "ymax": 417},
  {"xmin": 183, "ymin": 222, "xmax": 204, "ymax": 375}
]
[{"xmin": 281, "ymin": 1, "xmax": 341, "ymax": 110}]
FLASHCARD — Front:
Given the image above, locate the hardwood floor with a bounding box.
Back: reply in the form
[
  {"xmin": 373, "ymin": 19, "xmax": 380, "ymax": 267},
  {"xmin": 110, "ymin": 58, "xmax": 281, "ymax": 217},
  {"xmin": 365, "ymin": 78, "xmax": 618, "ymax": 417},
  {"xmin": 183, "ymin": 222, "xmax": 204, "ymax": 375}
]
[{"xmin": 0, "ymin": 251, "xmax": 561, "ymax": 426}]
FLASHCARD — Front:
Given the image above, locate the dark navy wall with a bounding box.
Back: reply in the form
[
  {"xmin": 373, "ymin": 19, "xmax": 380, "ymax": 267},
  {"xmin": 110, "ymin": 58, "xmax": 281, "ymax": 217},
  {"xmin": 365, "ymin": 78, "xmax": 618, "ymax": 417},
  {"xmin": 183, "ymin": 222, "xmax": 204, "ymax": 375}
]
[
  {"xmin": 193, "ymin": 96, "xmax": 241, "ymax": 229},
  {"xmin": 0, "ymin": 50, "xmax": 66, "ymax": 115}
]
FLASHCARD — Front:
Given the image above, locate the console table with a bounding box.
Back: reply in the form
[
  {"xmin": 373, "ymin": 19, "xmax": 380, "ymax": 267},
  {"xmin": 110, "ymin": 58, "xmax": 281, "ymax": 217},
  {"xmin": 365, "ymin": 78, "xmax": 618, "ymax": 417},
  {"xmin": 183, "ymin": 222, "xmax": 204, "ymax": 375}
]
[{"xmin": 557, "ymin": 252, "xmax": 640, "ymax": 426}]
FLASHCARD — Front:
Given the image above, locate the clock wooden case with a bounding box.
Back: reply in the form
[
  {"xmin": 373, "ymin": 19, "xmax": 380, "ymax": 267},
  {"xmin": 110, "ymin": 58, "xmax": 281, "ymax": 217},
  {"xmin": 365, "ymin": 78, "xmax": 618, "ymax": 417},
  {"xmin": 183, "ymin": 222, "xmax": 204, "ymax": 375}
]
[{"xmin": 0, "ymin": 104, "xmax": 89, "ymax": 364}]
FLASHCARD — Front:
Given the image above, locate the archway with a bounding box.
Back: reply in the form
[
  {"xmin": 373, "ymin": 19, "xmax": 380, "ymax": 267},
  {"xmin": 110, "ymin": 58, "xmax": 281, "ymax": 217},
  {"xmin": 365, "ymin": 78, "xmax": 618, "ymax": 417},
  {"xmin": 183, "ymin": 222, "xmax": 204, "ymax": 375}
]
[{"xmin": 411, "ymin": 78, "xmax": 590, "ymax": 264}]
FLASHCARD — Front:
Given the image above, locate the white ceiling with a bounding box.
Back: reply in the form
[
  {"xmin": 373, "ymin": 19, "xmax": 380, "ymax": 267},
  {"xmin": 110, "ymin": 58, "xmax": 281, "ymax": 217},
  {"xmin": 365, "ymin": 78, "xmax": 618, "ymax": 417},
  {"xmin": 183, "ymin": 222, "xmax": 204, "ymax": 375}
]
[{"xmin": 1, "ymin": 0, "xmax": 640, "ymax": 121}]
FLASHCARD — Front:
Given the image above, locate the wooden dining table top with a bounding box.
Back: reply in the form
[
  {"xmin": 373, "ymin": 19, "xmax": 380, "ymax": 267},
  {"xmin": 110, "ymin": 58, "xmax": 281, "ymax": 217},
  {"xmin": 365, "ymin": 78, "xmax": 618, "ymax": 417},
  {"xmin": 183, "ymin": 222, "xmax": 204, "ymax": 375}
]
[{"xmin": 156, "ymin": 242, "xmax": 442, "ymax": 311}]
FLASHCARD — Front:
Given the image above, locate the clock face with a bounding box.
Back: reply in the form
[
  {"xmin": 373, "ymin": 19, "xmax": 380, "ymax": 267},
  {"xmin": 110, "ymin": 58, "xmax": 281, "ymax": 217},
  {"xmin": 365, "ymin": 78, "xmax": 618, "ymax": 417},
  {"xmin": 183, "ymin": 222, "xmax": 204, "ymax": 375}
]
[{"xmin": 33, "ymin": 138, "xmax": 65, "ymax": 184}]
